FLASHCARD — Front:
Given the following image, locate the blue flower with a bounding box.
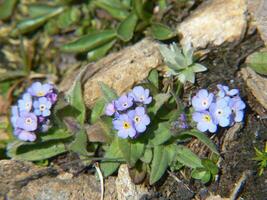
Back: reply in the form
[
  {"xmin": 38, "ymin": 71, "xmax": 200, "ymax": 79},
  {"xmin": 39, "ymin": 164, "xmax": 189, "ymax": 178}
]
[
  {"xmin": 11, "ymin": 106, "xmax": 19, "ymax": 128},
  {"xmin": 33, "ymin": 97, "xmax": 52, "ymax": 117},
  {"xmin": 192, "ymin": 89, "xmax": 214, "ymax": 111},
  {"xmin": 192, "ymin": 111, "xmax": 217, "ymax": 133},
  {"xmin": 46, "ymin": 91, "xmax": 58, "ymax": 104},
  {"xmin": 128, "ymin": 107, "xmax": 150, "ymax": 133},
  {"xmin": 229, "ymin": 96, "xmax": 246, "ymax": 122},
  {"xmin": 217, "ymin": 84, "xmax": 239, "ymax": 98},
  {"xmin": 16, "ymin": 129, "xmax": 36, "ymax": 142},
  {"xmin": 16, "ymin": 112, "xmax": 38, "ymax": 132},
  {"xmin": 112, "ymin": 114, "xmax": 136, "ymax": 138},
  {"xmin": 105, "ymin": 100, "xmax": 116, "ymax": 116},
  {"xmin": 18, "ymin": 93, "xmax": 32, "ymax": 112},
  {"xmin": 129, "ymin": 86, "xmax": 152, "ymax": 104},
  {"xmin": 115, "ymin": 94, "xmax": 133, "ymax": 111},
  {"xmin": 28, "ymin": 82, "xmax": 52, "ymax": 97},
  {"xmin": 209, "ymin": 98, "xmax": 232, "ymax": 127}
]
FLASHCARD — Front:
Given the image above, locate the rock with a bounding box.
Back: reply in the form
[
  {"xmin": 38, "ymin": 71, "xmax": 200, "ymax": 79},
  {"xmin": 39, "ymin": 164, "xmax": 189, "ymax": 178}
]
[
  {"xmin": 116, "ymin": 164, "xmax": 149, "ymax": 200},
  {"xmin": 177, "ymin": 0, "xmax": 247, "ymax": 48},
  {"xmin": 0, "ymin": 160, "xmax": 117, "ymax": 200},
  {"xmin": 83, "ymin": 39, "xmax": 162, "ymax": 108},
  {"xmin": 247, "ymin": 0, "xmax": 267, "ymax": 45},
  {"xmin": 206, "ymin": 195, "xmax": 229, "ymax": 200},
  {"xmin": 241, "ymin": 67, "xmax": 267, "ymax": 110}
]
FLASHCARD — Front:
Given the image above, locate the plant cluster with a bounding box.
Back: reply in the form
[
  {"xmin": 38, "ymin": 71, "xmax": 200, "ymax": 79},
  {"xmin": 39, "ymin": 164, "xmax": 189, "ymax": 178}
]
[
  {"xmin": 10, "ymin": 82, "xmax": 57, "ymax": 141},
  {"xmin": 6, "ymin": 42, "xmax": 247, "ymax": 186},
  {"xmin": 192, "ymin": 85, "xmax": 246, "ymax": 133}
]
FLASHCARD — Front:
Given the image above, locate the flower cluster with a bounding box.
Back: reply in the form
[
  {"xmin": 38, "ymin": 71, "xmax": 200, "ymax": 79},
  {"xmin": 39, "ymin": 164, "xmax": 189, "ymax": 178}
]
[
  {"xmin": 105, "ymin": 86, "xmax": 152, "ymax": 139},
  {"xmin": 10, "ymin": 82, "xmax": 57, "ymax": 142},
  {"xmin": 192, "ymin": 84, "xmax": 246, "ymax": 133}
]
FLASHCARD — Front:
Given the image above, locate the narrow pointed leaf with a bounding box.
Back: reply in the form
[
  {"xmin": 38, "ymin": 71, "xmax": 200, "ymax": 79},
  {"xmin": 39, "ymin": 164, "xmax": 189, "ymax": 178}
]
[
  {"xmin": 61, "ymin": 30, "xmax": 116, "ymax": 53},
  {"xmin": 99, "ymin": 82, "xmax": 118, "ymax": 103},
  {"xmin": 117, "ymin": 13, "xmax": 138, "ymax": 42},
  {"xmin": 148, "ymin": 69, "xmax": 159, "ymax": 89},
  {"xmin": 69, "ymin": 129, "xmax": 88, "ymax": 155},
  {"xmin": 100, "ymin": 138, "xmax": 123, "ymax": 177},
  {"xmin": 7, "ymin": 140, "xmax": 67, "ymax": 161},
  {"xmin": 94, "ymin": 1, "xmax": 129, "ymax": 20},
  {"xmin": 179, "ymin": 130, "xmax": 219, "ymax": 155},
  {"xmin": 87, "ymin": 39, "xmax": 116, "ymax": 61},
  {"xmin": 0, "ymin": 0, "xmax": 18, "ymax": 20},
  {"xmin": 176, "ymin": 145, "xmax": 203, "ymax": 168},
  {"xmin": 11, "ymin": 7, "xmax": 64, "ymax": 36},
  {"xmin": 151, "ymin": 23, "xmax": 175, "ymax": 40},
  {"xmin": 149, "ymin": 122, "xmax": 172, "ymax": 145},
  {"xmin": 118, "ymin": 139, "xmax": 145, "ymax": 166},
  {"xmin": 90, "ymin": 98, "xmax": 106, "ymax": 124},
  {"xmin": 149, "ymin": 144, "xmax": 176, "ymax": 184}
]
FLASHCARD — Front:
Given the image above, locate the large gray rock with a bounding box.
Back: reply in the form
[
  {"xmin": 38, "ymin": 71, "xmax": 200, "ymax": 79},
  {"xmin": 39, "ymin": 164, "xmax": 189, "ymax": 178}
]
[
  {"xmin": 248, "ymin": 0, "xmax": 267, "ymax": 45},
  {"xmin": 241, "ymin": 67, "xmax": 267, "ymax": 110},
  {"xmin": 177, "ymin": 0, "xmax": 247, "ymax": 48},
  {"xmin": 0, "ymin": 160, "xmax": 117, "ymax": 200}
]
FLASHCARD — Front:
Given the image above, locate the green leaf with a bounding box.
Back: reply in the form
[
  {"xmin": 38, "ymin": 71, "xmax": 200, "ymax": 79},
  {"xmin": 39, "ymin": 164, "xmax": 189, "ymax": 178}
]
[
  {"xmin": 201, "ymin": 159, "xmax": 218, "ymax": 175},
  {"xmin": 148, "ymin": 93, "xmax": 170, "ymax": 116},
  {"xmin": 118, "ymin": 139, "xmax": 144, "ymax": 166},
  {"xmin": 40, "ymin": 128, "xmax": 72, "ymax": 142},
  {"xmin": 68, "ymin": 129, "xmax": 88, "ymax": 155},
  {"xmin": 176, "ymin": 145, "xmax": 203, "ymax": 169},
  {"xmin": 28, "ymin": 4, "xmax": 60, "ymax": 17},
  {"xmin": 191, "ymin": 168, "xmax": 211, "ymax": 183},
  {"xmin": 148, "ymin": 69, "xmax": 159, "ymax": 89},
  {"xmin": 7, "ymin": 140, "xmax": 67, "ymax": 161},
  {"xmin": 246, "ymin": 51, "xmax": 267, "ymax": 76},
  {"xmin": 87, "ymin": 39, "xmax": 116, "ymax": 61},
  {"xmin": 150, "ymin": 23, "xmax": 175, "ymax": 40},
  {"xmin": 99, "ymin": 82, "xmax": 118, "ymax": 102},
  {"xmin": 140, "ymin": 148, "xmax": 152, "ymax": 163},
  {"xmin": 149, "ymin": 122, "xmax": 172, "ymax": 146},
  {"xmin": 149, "ymin": 144, "xmax": 176, "ymax": 184},
  {"xmin": 0, "ymin": 0, "xmax": 18, "ymax": 20},
  {"xmin": 191, "ymin": 63, "xmax": 207, "ymax": 73},
  {"xmin": 133, "ymin": 0, "xmax": 151, "ymax": 21},
  {"xmin": 61, "ymin": 30, "xmax": 116, "ymax": 53},
  {"xmin": 90, "ymin": 98, "xmax": 106, "ymax": 124},
  {"xmin": 179, "ymin": 130, "xmax": 219, "ymax": 155},
  {"xmin": 100, "ymin": 138, "xmax": 124, "ymax": 177},
  {"xmin": 66, "ymin": 67, "xmax": 87, "ymax": 124},
  {"xmin": 11, "ymin": 7, "xmax": 64, "ymax": 36},
  {"xmin": 94, "ymin": 1, "xmax": 129, "ymax": 20},
  {"xmin": 117, "ymin": 13, "xmax": 138, "ymax": 42}
]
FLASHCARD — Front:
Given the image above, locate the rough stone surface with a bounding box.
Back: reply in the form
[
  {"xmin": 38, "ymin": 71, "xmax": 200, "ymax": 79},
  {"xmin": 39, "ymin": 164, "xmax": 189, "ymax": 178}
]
[
  {"xmin": 0, "ymin": 160, "xmax": 117, "ymax": 200},
  {"xmin": 177, "ymin": 0, "xmax": 247, "ymax": 48},
  {"xmin": 241, "ymin": 67, "xmax": 267, "ymax": 110},
  {"xmin": 83, "ymin": 39, "xmax": 162, "ymax": 108},
  {"xmin": 116, "ymin": 164, "xmax": 149, "ymax": 200},
  {"xmin": 248, "ymin": 0, "xmax": 267, "ymax": 45}
]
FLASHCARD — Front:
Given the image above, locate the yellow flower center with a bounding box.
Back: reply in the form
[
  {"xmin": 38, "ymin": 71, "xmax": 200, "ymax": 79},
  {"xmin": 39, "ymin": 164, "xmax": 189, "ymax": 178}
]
[
  {"xmin": 25, "ymin": 118, "xmax": 32, "ymax": 125},
  {"xmin": 123, "ymin": 122, "xmax": 131, "ymax": 129},
  {"xmin": 39, "ymin": 104, "xmax": 46, "ymax": 111},
  {"xmin": 36, "ymin": 91, "xmax": 44, "ymax": 97},
  {"xmin": 203, "ymin": 115, "xmax": 211, "ymax": 122}
]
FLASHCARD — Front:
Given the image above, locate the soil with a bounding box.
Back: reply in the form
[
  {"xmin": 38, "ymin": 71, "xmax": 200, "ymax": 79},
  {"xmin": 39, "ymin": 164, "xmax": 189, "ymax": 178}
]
[{"xmin": 142, "ymin": 32, "xmax": 267, "ymax": 200}]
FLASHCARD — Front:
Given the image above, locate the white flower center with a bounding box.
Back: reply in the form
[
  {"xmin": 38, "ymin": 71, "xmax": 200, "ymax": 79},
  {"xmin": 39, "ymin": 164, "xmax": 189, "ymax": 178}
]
[
  {"xmin": 202, "ymin": 99, "xmax": 208, "ymax": 107},
  {"xmin": 25, "ymin": 118, "xmax": 32, "ymax": 125},
  {"xmin": 216, "ymin": 109, "xmax": 223, "ymax": 116},
  {"xmin": 123, "ymin": 103, "xmax": 128, "ymax": 107},
  {"xmin": 139, "ymin": 96, "xmax": 144, "ymax": 101},
  {"xmin": 39, "ymin": 104, "xmax": 46, "ymax": 111}
]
